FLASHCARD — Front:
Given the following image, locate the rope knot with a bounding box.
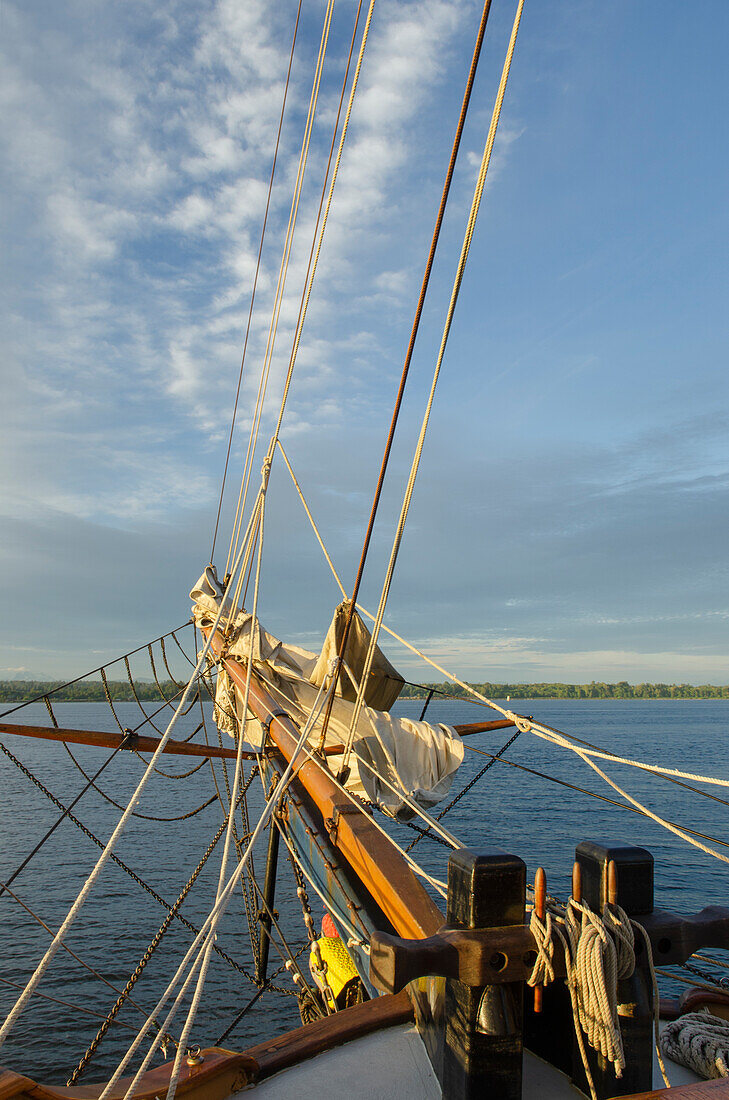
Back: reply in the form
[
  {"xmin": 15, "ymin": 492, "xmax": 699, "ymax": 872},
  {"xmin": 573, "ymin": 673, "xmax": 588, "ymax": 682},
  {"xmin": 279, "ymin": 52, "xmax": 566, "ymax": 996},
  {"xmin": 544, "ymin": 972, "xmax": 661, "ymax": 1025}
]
[
  {"xmin": 527, "ymin": 908, "xmax": 555, "ymax": 988},
  {"xmin": 505, "ymin": 710, "xmax": 532, "ymax": 733},
  {"xmin": 260, "ymin": 456, "xmax": 272, "ymax": 488}
]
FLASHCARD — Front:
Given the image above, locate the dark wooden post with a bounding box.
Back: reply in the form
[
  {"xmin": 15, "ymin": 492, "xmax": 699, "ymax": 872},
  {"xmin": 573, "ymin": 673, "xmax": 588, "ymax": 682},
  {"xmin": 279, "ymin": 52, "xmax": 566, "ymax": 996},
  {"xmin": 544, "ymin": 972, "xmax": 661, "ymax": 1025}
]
[
  {"xmin": 575, "ymin": 841, "xmax": 655, "ymax": 1098},
  {"xmin": 443, "ymin": 849, "xmax": 525, "ymax": 1100},
  {"xmin": 256, "ymin": 813, "xmax": 281, "ymax": 983}
]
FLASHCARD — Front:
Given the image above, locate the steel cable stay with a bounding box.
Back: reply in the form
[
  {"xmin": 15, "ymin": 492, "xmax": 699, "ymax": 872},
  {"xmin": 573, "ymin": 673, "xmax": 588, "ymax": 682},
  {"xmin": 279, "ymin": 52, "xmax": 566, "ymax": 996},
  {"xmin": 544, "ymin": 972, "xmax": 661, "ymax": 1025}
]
[
  {"xmin": 224, "ymin": 0, "xmax": 338, "ymax": 579},
  {"xmin": 316, "ymin": 0, "xmax": 501, "ymax": 753},
  {"xmin": 224, "ymin": 0, "xmax": 376, "ymax": 594},
  {"xmin": 0, "ymin": 733, "xmax": 133, "ymax": 902},
  {"xmin": 0, "ymin": 879, "xmax": 171, "ymax": 1035},
  {"xmin": 209, "ymin": 0, "xmax": 304, "ymax": 564},
  {"xmin": 339, "ymin": 0, "xmax": 526, "ymax": 772}
]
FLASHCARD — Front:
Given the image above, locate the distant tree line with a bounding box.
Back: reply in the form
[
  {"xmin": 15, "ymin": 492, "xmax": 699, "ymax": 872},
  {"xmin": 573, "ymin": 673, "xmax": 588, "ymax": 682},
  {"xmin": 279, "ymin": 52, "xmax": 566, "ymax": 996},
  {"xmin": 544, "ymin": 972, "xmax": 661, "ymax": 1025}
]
[
  {"xmin": 397, "ymin": 680, "xmax": 729, "ymax": 700},
  {"xmin": 2, "ymin": 679, "xmax": 729, "ymax": 705},
  {"xmin": 0, "ymin": 680, "xmax": 179, "ymax": 704}
]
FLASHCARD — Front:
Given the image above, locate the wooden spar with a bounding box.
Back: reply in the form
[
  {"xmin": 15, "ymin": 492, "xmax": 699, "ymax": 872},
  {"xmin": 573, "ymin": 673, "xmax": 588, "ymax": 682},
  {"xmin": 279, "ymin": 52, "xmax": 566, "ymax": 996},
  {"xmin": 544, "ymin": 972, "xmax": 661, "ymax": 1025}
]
[
  {"xmin": 203, "ymin": 627, "xmax": 443, "ymax": 940},
  {"xmin": 0, "ymin": 722, "xmax": 249, "ymax": 761},
  {"xmin": 0, "ymin": 723, "xmax": 346, "ymax": 760},
  {"xmin": 453, "ymin": 717, "xmax": 523, "ymax": 736}
]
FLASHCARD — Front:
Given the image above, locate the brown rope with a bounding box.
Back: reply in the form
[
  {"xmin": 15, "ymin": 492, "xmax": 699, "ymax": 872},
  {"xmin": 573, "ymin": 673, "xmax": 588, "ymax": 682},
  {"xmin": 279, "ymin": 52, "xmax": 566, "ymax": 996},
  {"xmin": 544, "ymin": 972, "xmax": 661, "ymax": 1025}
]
[{"xmin": 319, "ymin": 0, "xmax": 497, "ymax": 749}]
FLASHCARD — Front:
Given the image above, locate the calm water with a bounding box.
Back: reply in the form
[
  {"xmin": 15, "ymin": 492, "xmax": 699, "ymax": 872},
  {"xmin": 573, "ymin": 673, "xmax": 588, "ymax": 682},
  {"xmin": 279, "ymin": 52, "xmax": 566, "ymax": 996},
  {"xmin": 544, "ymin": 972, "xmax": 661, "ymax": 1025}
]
[{"xmin": 1, "ymin": 698, "xmax": 728, "ymax": 1083}]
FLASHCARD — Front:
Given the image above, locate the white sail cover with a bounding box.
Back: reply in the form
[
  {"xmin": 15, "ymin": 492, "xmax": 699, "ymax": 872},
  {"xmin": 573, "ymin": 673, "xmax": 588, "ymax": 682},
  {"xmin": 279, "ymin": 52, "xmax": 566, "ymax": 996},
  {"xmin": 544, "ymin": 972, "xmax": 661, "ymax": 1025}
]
[{"xmin": 191, "ymin": 567, "xmax": 463, "ymax": 819}]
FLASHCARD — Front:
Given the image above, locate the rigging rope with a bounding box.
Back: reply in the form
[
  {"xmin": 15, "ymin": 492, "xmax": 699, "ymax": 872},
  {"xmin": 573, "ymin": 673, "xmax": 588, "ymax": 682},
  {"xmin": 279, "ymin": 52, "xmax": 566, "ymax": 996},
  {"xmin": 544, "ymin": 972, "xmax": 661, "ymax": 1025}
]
[
  {"xmin": 404, "ymin": 728, "xmax": 521, "ymax": 852},
  {"xmin": 225, "ymin": 0, "xmax": 337, "ymax": 577},
  {"xmin": 210, "ymin": 0, "xmax": 304, "ymax": 562},
  {"xmin": 0, "ymin": 739, "xmax": 258, "ymax": 983},
  {"xmin": 263, "ymin": 0, "xmax": 375, "ymax": 469},
  {"xmin": 0, "ymin": 624, "xmax": 193, "ymax": 720},
  {"xmin": 318, "ymin": 0, "xmax": 498, "ymax": 749},
  {"xmin": 66, "ymin": 812, "xmax": 230, "ymax": 1084},
  {"xmin": 170, "ymin": 477, "xmax": 272, "ymax": 1089},
  {"xmin": 0, "ymin": 879, "xmax": 164, "ymax": 1037},
  {"xmin": 464, "ymin": 742, "xmax": 729, "ymax": 851},
  {"xmin": 341, "ymin": 0, "xmax": 525, "ymax": 772},
  {"xmin": 97, "ymin": 684, "xmax": 332, "ymax": 1100},
  {"xmin": 60, "ymin": 742, "xmax": 218, "ymax": 822},
  {"xmin": 0, "ymin": 535, "xmax": 263, "ymax": 1052},
  {"xmin": 0, "ymin": 734, "xmax": 132, "ymax": 901},
  {"xmin": 228, "ymin": 0, "xmax": 371, "ymax": 577}
]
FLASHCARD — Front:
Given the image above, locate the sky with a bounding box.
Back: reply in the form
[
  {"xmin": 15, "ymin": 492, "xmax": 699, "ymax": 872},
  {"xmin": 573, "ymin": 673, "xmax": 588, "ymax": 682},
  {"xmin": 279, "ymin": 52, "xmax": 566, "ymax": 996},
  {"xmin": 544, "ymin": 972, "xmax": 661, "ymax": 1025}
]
[{"xmin": 1, "ymin": 0, "xmax": 728, "ymax": 684}]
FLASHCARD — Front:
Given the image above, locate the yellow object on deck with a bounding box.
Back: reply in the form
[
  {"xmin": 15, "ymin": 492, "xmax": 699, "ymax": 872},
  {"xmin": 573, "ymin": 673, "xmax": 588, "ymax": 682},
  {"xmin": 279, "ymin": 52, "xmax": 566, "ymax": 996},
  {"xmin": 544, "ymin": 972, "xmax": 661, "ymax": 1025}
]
[{"xmin": 309, "ymin": 936, "xmax": 359, "ymax": 1000}]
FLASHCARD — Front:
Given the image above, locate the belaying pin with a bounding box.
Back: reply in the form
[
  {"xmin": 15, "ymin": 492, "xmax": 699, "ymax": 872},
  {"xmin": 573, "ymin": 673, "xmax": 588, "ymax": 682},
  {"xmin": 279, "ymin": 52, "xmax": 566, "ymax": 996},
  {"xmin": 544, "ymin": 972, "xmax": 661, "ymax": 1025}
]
[
  {"xmin": 533, "ymin": 866, "xmax": 546, "ymax": 1014},
  {"xmin": 607, "ymin": 859, "xmax": 618, "ymax": 906},
  {"xmin": 572, "ymin": 860, "xmax": 582, "ymax": 905}
]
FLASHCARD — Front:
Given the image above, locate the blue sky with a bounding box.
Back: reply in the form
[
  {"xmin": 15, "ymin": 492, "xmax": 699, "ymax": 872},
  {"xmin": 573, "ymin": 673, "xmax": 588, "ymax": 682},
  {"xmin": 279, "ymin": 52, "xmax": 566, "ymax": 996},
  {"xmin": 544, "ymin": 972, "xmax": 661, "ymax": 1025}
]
[{"xmin": 1, "ymin": 0, "xmax": 728, "ymax": 683}]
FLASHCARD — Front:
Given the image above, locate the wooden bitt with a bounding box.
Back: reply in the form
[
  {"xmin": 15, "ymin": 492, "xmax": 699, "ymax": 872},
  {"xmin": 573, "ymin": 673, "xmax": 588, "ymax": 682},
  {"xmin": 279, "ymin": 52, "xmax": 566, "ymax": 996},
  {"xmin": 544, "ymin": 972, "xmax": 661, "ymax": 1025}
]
[
  {"xmin": 370, "ymin": 923, "xmax": 569, "ymax": 993},
  {"xmin": 576, "ymin": 842, "xmax": 655, "ymax": 1099},
  {"xmin": 442, "ymin": 849, "xmax": 526, "ymax": 1100},
  {"xmin": 533, "ymin": 867, "xmax": 546, "ymax": 1014}
]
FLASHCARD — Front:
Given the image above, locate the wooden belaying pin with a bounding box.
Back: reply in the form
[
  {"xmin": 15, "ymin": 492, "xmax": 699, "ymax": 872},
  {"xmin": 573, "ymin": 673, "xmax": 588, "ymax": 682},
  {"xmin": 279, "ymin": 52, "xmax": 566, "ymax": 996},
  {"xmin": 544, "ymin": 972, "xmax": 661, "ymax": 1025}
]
[
  {"xmin": 533, "ymin": 866, "xmax": 546, "ymax": 1013},
  {"xmin": 572, "ymin": 860, "xmax": 582, "ymax": 905},
  {"xmin": 607, "ymin": 859, "xmax": 618, "ymax": 906}
]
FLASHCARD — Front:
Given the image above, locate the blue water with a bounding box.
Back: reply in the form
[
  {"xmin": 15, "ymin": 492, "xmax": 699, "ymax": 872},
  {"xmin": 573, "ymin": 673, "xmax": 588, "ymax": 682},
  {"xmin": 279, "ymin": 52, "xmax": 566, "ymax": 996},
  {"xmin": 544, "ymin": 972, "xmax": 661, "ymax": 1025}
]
[{"xmin": 1, "ymin": 699, "xmax": 728, "ymax": 1083}]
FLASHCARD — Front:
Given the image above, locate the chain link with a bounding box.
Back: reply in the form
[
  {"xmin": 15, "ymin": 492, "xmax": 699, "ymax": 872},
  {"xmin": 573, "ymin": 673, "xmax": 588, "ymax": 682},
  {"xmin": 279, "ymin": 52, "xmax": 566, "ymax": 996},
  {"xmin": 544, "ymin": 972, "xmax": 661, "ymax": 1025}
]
[
  {"xmin": 404, "ymin": 728, "xmax": 521, "ymax": 853},
  {"xmin": 0, "ymin": 740, "xmax": 259, "ymax": 984},
  {"xmin": 290, "ymin": 855, "xmax": 336, "ymax": 1013}
]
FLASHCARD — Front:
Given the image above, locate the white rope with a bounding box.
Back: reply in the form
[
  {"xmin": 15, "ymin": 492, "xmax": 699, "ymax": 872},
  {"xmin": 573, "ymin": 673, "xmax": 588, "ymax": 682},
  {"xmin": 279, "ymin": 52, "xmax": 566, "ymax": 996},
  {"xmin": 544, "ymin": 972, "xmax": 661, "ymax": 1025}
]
[
  {"xmin": 528, "ymin": 731, "xmax": 729, "ymax": 790},
  {"xmin": 97, "ymin": 679, "xmax": 334, "ymax": 1100},
  {"xmin": 661, "ymin": 1012, "xmax": 729, "ymax": 1080},
  {"xmin": 226, "ymin": 0, "xmax": 336, "ymax": 576},
  {"xmin": 566, "ymin": 898, "xmax": 626, "ymax": 1076},
  {"xmin": 166, "ymin": 467, "xmax": 270, "ymax": 1100},
  {"xmin": 0, "ymin": 535, "xmax": 257, "ymax": 1052},
  {"xmin": 264, "ymin": 0, "xmax": 377, "ymax": 465},
  {"xmin": 528, "ymin": 898, "xmax": 670, "ymax": 1099},
  {"xmin": 341, "ymin": 0, "xmax": 525, "ymax": 771},
  {"xmin": 276, "ymin": 438, "xmax": 347, "ymax": 598},
  {"xmin": 632, "ymin": 917, "xmax": 671, "ymax": 1087},
  {"xmin": 531, "ymin": 727, "xmax": 729, "ymax": 867},
  {"xmin": 274, "ymin": 439, "xmax": 729, "ymax": 869},
  {"xmin": 527, "ymin": 908, "xmax": 556, "ymax": 991}
]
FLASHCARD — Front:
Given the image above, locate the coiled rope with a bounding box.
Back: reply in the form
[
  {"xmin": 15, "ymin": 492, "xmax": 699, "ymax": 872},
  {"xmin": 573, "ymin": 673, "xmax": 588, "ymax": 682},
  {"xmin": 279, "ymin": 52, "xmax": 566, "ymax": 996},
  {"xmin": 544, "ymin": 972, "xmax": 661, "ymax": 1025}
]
[
  {"xmin": 527, "ymin": 896, "xmax": 669, "ymax": 1100},
  {"xmin": 661, "ymin": 1012, "xmax": 729, "ymax": 1080}
]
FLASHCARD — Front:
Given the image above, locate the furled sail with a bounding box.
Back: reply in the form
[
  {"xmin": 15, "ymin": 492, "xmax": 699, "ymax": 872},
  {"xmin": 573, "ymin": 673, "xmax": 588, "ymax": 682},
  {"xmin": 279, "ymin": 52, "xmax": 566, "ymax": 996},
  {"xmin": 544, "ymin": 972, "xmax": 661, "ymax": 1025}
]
[{"xmin": 191, "ymin": 567, "xmax": 463, "ymax": 818}]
